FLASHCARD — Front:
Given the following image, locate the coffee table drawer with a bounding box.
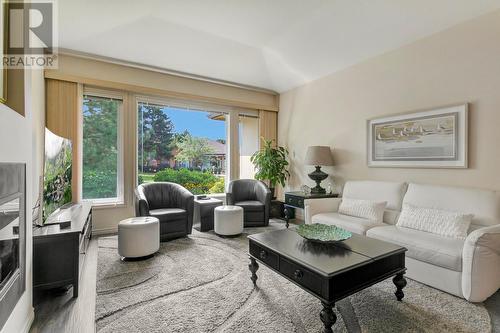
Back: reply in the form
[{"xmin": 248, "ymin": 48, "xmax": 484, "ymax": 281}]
[
  {"xmin": 280, "ymin": 257, "xmax": 322, "ymax": 295},
  {"xmin": 249, "ymin": 241, "xmax": 279, "ymax": 270}
]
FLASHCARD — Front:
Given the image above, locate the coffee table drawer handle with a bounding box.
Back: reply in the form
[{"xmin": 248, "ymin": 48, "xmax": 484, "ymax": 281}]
[
  {"xmin": 259, "ymin": 250, "xmax": 267, "ymax": 260},
  {"xmin": 293, "ymin": 269, "xmax": 303, "ymax": 280}
]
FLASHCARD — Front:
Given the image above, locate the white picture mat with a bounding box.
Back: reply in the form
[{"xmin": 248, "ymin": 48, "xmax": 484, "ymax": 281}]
[{"xmin": 367, "ymin": 104, "xmax": 468, "ymax": 168}]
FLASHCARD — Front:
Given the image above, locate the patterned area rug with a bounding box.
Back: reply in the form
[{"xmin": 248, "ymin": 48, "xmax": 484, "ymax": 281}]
[{"xmin": 95, "ymin": 222, "xmax": 491, "ymax": 332}]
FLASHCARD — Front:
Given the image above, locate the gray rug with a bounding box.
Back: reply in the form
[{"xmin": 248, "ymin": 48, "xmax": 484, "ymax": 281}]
[{"xmin": 95, "ymin": 222, "xmax": 491, "ymax": 332}]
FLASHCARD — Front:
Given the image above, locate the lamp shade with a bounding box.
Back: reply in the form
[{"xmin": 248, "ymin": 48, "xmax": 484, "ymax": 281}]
[{"xmin": 304, "ymin": 146, "xmax": 333, "ymax": 166}]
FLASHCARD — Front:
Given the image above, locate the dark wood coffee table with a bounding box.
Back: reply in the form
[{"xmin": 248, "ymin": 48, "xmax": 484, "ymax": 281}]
[{"xmin": 248, "ymin": 229, "xmax": 407, "ymax": 333}]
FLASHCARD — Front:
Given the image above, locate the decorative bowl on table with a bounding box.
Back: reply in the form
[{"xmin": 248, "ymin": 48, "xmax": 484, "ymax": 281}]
[{"xmin": 296, "ymin": 223, "xmax": 352, "ymax": 243}]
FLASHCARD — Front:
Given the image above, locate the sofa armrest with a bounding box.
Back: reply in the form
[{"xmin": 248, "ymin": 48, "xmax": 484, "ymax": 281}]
[
  {"xmin": 134, "ymin": 188, "xmax": 150, "ymax": 216},
  {"xmin": 304, "ymin": 197, "xmax": 342, "ymax": 224},
  {"xmin": 462, "ymin": 224, "xmax": 500, "ymax": 302}
]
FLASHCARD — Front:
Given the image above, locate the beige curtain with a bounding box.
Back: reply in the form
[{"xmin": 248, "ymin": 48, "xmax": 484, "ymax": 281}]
[
  {"xmin": 45, "ymin": 78, "xmax": 82, "ymax": 202},
  {"xmin": 258, "ymin": 110, "xmax": 277, "ymax": 146}
]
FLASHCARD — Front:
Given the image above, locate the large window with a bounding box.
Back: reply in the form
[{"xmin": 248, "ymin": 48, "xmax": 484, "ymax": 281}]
[
  {"xmin": 137, "ymin": 100, "xmax": 227, "ymax": 194},
  {"xmin": 82, "ymin": 94, "xmax": 124, "ymax": 203}
]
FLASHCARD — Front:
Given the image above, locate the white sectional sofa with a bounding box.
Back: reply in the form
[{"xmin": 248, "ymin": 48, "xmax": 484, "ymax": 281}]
[{"xmin": 305, "ymin": 180, "xmax": 500, "ymax": 302}]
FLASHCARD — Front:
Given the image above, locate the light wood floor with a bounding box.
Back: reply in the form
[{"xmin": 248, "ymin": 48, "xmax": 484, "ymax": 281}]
[{"xmin": 30, "ymin": 239, "xmax": 98, "ymax": 333}]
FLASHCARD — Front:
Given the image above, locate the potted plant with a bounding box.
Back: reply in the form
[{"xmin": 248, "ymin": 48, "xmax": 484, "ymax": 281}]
[{"xmin": 250, "ymin": 138, "xmax": 290, "ymax": 199}]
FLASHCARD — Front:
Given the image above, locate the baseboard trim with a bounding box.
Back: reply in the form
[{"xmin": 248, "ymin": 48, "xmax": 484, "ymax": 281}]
[
  {"xmin": 92, "ymin": 227, "xmax": 117, "ymax": 236},
  {"xmin": 23, "ymin": 308, "xmax": 35, "ymax": 333}
]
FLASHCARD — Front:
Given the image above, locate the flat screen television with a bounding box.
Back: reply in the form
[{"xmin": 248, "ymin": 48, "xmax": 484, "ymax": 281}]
[{"xmin": 42, "ymin": 128, "xmax": 73, "ymax": 224}]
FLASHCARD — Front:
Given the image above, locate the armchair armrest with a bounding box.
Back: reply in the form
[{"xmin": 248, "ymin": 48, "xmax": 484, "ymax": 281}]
[
  {"xmin": 226, "ymin": 192, "xmax": 234, "ymax": 205},
  {"xmin": 226, "ymin": 180, "xmax": 236, "ymax": 205},
  {"xmin": 304, "ymin": 197, "xmax": 342, "ymax": 224},
  {"xmin": 255, "ymin": 181, "xmax": 271, "ymax": 225},
  {"xmin": 134, "ymin": 188, "xmax": 150, "ymax": 216},
  {"xmin": 173, "ymin": 186, "xmax": 195, "ymax": 233},
  {"xmin": 174, "ymin": 186, "xmax": 194, "ymax": 210},
  {"xmin": 462, "ymin": 224, "xmax": 500, "ymax": 302},
  {"xmin": 255, "ymin": 182, "xmax": 271, "ymax": 206}
]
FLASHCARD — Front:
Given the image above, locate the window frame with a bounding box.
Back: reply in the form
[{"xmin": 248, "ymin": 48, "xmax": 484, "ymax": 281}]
[
  {"xmin": 134, "ymin": 95, "xmax": 258, "ymax": 193},
  {"xmin": 81, "ymin": 88, "xmax": 125, "ymax": 206}
]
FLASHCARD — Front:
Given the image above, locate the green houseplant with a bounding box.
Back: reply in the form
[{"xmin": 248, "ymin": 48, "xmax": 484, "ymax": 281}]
[{"xmin": 250, "ymin": 138, "xmax": 290, "ymax": 199}]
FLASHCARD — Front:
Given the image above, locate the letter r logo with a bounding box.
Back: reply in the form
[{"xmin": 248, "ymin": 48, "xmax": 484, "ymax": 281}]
[{"xmin": 7, "ymin": 2, "xmax": 54, "ymax": 55}]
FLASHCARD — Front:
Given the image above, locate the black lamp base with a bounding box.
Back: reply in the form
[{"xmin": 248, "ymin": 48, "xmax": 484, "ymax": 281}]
[{"xmin": 308, "ymin": 166, "xmax": 328, "ymax": 194}]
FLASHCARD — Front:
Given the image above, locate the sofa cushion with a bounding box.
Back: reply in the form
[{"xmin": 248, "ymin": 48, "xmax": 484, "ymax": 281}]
[
  {"xmin": 403, "ymin": 183, "xmax": 500, "ymax": 228},
  {"xmin": 338, "ymin": 198, "xmax": 387, "ymax": 222},
  {"xmin": 397, "ymin": 203, "xmax": 472, "ymax": 239},
  {"xmin": 150, "ymin": 208, "xmax": 187, "ymax": 222},
  {"xmin": 312, "ymin": 212, "xmax": 385, "ymax": 235},
  {"xmin": 342, "ymin": 181, "xmax": 407, "ymax": 224},
  {"xmin": 235, "ymin": 200, "xmax": 264, "ymax": 212},
  {"xmin": 367, "ymin": 225, "xmax": 464, "ymax": 271}
]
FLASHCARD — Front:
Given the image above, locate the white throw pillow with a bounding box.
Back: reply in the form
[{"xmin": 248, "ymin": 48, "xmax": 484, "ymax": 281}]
[
  {"xmin": 338, "ymin": 198, "xmax": 387, "ymax": 222},
  {"xmin": 396, "ymin": 203, "xmax": 473, "ymax": 239}
]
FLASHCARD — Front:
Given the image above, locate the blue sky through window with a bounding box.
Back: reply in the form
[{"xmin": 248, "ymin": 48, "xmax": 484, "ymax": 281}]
[{"xmin": 163, "ymin": 107, "xmax": 226, "ymax": 140}]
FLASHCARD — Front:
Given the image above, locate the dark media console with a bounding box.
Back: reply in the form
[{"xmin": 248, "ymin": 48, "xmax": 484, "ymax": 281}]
[{"xmin": 33, "ymin": 202, "xmax": 92, "ymax": 298}]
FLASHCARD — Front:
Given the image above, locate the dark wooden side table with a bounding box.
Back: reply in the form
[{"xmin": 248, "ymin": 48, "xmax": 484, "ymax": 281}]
[
  {"xmin": 284, "ymin": 191, "xmax": 338, "ymax": 228},
  {"xmin": 193, "ymin": 197, "xmax": 223, "ymax": 232},
  {"xmin": 270, "ymin": 200, "xmax": 294, "ymax": 220}
]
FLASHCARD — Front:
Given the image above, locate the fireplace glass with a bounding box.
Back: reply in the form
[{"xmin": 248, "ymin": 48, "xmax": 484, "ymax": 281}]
[
  {"xmin": 0, "ymin": 163, "xmax": 25, "ymax": 330},
  {"xmin": 0, "ymin": 197, "xmax": 20, "ymax": 292}
]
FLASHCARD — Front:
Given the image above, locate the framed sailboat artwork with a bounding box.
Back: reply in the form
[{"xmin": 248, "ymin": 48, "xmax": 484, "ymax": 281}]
[{"xmin": 367, "ymin": 104, "xmax": 468, "ymax": 168}]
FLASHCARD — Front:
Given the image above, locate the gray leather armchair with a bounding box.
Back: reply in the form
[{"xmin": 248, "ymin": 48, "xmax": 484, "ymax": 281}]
[
  {"xmin": 227, "ymin": 179, "xmax": 271, "ymax": 227},
  {"xmin": 135, "ymin": 182, "xmax": 194, "ymax": 241}
]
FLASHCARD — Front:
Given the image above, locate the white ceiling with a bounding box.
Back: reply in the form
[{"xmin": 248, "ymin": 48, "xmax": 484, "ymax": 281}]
[{"xmin": 58, "ymin": 0, "xmax": 500, "ymax": 92}]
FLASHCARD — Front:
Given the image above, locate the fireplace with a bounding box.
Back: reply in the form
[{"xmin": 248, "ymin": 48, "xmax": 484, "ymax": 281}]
[{"xmin": 0, "ymin": 164, "xmax": 26, "ymax": 330}]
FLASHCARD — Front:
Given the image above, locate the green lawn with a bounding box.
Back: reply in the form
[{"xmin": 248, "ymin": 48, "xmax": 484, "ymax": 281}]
[{"xmin": 139, "ymin": 173, "xmax": 156, "ymax": 183}]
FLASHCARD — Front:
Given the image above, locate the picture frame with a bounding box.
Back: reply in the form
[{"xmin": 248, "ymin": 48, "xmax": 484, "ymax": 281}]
[
  {"xmin": 367, "ymin": 104, "xmax": 468, "ymax": 168},
  {"xmin": 0, "ymin": 1, "xmax": 7, "ymax": 104}
]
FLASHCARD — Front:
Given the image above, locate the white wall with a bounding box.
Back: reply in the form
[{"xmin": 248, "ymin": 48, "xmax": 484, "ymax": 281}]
[
  {"xmin": 0, "ymin": 68, "xmax": 45, "ymax": 333},
  {"xmin": 279, "ymin": 10, "xmax": 500, "ymax": 194}
]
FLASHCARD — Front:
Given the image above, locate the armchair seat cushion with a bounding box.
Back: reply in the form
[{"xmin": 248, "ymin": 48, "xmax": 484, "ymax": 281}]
[
  {"xmin": 367, "ymin": 225, "xmax": 464, "ymax": 271},
  {"xmin": 235, "ymin": 200, "xmax": 265, "ymax": 212},
  {"xmin": 150, "ymin": 208, "xmax": 187, "ymax": 222},
  {"xmin": 312, "ymin": 212, "xmax": 385, "ymax": 235}
]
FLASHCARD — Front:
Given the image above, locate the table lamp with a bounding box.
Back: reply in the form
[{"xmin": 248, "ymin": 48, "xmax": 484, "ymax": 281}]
[{"xmin": 304, "ymin": 146, "xmax": 333, "ymax": 194}]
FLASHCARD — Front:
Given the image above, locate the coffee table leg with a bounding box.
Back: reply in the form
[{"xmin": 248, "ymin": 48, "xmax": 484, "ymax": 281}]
[
  {"xmin": 249, "ymin": 257, "xmax": 259, "ymax": 286},
  {"xmin": 320, "ymin": 301, "xmax": 336, "ymax": 333},
  {"xmin": 393, "ymin": 272, "xmax": 407, "ymax": 301}
]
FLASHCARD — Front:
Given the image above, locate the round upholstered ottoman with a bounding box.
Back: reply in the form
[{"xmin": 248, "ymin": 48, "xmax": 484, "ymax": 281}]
[
  {"xmin": 118, "ymin": 216, "xmax": 160, "ymax": 259},
  {"xmin": 214, "ymin": 205, "xmax": 244, "ymax": 237}
]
